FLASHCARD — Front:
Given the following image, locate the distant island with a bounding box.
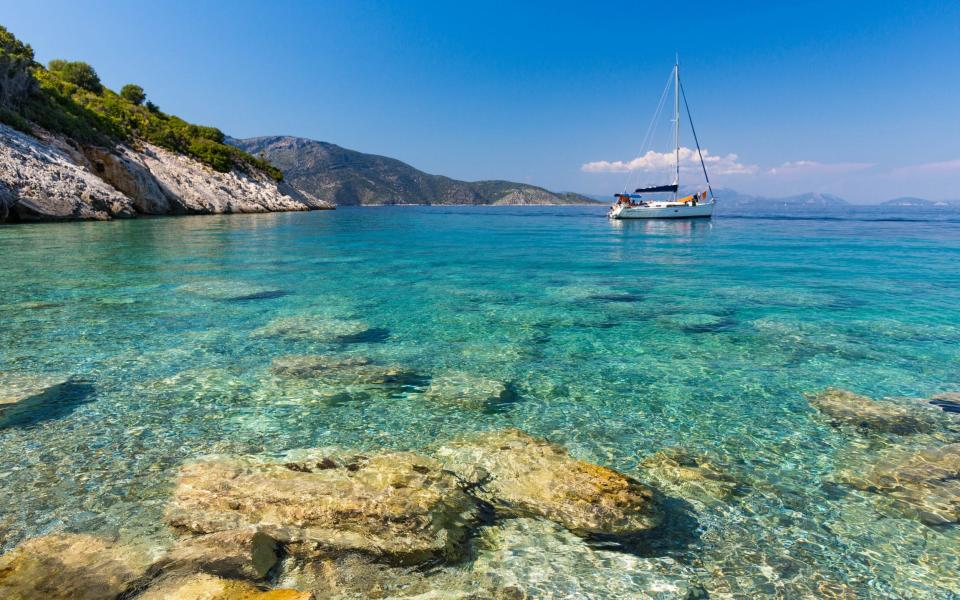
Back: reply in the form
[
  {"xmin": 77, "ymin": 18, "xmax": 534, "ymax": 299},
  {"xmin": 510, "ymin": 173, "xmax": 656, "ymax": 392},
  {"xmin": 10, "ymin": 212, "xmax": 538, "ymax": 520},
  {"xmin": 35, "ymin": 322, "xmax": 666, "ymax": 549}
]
[
  {"xmin": 706, "ymin": 190, "xmax": 959, "ymax": 213},
  {"xmin": 230, "ymin": 136, "xmax": 595, "ymax": 206}
]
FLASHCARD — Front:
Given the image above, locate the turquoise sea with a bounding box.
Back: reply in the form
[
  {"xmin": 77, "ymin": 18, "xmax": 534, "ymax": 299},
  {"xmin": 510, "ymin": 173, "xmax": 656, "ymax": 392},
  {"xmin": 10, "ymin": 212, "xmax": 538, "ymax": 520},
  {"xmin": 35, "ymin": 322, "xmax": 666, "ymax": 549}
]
[{"xmin": 2, "ymin": 205, "xmax": 960, "ymax": 598}]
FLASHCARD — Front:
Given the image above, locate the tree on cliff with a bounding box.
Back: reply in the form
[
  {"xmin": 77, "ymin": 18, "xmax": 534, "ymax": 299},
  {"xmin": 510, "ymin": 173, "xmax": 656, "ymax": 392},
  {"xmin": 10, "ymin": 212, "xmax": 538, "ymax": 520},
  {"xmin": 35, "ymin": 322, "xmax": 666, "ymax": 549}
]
[
  {"xmin": 0, "ymin": 25, "xmax": 34, "ymax": 62},
  {"xmin": 120, "ymin": 84, "xmax": 146, "ymax": 105},
  {"xmin": 47, "ymin": 60, "xmax": 103, "ymax": 94}
]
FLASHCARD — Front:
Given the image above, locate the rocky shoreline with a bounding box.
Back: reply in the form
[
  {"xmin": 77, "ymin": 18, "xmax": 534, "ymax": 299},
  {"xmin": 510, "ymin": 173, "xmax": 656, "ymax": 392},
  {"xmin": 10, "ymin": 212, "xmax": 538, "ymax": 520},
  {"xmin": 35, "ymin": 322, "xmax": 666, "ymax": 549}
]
[{"xmin": 0, "ymin": 124, "xmax": 333, "ymax": 223}]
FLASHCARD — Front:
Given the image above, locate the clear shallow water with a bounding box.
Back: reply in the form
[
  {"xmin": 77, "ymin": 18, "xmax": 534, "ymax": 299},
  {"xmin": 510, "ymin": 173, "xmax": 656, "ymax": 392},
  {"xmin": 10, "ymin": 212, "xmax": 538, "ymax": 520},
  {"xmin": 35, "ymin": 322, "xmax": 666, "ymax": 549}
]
[{"xmin": 2, "ymin": 205, "xmax": 960, "ymax": 598}]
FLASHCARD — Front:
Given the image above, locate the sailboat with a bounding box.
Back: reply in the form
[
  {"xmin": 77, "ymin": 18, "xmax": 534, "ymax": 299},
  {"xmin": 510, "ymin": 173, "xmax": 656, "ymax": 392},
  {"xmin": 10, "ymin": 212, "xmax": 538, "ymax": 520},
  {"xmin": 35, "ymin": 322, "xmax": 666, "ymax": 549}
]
[{"xmin": 608, "ymin": 58, "xmax": 716, "ymax": 220}]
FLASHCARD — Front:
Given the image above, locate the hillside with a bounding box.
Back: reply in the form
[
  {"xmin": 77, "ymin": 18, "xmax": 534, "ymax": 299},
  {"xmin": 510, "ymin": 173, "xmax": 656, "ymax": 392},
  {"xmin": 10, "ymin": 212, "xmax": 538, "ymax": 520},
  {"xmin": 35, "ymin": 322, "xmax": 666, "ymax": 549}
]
[
  {"xmin": 0, "ymin": 25, "xmax": 329, "ymax": 222},
  {"xmin": 232, "ymin": 136, "xmax": 597, "ymax": 206},
  {"xmin": 881, "ymin": 197, "xmax": 959, "ymax": 207},
  {"xmin": 710, "ymin": 190, "xmax": 849, "ymax": 213}
]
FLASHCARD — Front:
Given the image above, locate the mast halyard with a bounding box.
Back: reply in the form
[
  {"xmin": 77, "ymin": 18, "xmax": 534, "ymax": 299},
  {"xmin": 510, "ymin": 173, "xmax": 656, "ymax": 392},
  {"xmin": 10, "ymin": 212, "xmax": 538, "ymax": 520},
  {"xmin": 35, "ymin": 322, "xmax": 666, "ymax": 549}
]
[{"xmin": 674, "ymin": 55, "xmax": 680, "ymax": 200}]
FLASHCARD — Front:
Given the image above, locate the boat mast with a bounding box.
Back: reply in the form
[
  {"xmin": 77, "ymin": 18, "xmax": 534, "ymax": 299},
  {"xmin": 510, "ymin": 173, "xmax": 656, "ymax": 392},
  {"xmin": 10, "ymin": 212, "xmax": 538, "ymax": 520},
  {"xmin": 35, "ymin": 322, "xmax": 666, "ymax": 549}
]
[{"xmin": 674, "ymin": 54, "xmax": 680, "ymax": 200}]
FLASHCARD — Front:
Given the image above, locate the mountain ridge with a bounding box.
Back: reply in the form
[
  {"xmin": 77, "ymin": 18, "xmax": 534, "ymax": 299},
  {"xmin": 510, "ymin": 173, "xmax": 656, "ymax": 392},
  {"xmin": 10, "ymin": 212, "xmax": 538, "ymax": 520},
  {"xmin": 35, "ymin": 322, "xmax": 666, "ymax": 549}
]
[{"xmin": 231, "ymin": 135, "xmax": 597, "ymax": 206}]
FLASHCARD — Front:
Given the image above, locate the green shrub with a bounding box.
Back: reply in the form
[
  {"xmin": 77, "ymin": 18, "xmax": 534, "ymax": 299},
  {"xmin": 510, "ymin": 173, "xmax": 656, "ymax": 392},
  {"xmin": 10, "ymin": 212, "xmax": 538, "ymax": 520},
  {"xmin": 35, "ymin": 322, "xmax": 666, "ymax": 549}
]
[
  {"xmin": 0, "ymin": 106, "xmax": 32, "ymax": 133},
  {"xmin": 0, "ymin": 25, "xmax": 33, "ymax": 62},
  {"xmin": 119, "ymin": 84, "xmax": 145, "ymax": 105},
  {"xmin": 47, "ymin": 60, "xmax": 103, "ymax": 93}
]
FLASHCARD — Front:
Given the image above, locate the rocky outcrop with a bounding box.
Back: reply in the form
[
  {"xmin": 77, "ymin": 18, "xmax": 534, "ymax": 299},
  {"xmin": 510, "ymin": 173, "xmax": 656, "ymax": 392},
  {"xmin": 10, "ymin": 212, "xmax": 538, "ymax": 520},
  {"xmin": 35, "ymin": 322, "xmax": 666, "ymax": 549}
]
[
  {"xmin": 0, "ymin": 124, "xmax": 136, "ymax": 221},
  {"xmin": 252, "ymin": 316, "xmax": 371, "ymax": 342},
  {"xmin": 274, "ymin": 553, "xmax": 515, "ymax": 600},
  {"xmin": 137, "ymin": 573, "xmax": 311, "ymax": 600},
  {"xmin": 82, "ymin": 145, "xmax": 175, "ymax": 214},
  {"xmin": 165, "ymin": 450, "xmax": 479, "ymax": 565},
  {"xmin": 269, "ymin": 355, "xmax": 424, "ymax": 387},
  {"xmin": 423, "ymin": 371, "xmax": 509, "ymax": 410},
  {"xmin": 640, "ymin": 448, "xmax": 743, "ymax": 503},
  {"xmin": 435, "ymin": 429, "xmax": 662, "ymax": 537},
  {"xmin": 840, "ymin": 443, "xmax": 960, "ymax": 525},
  {"xmin": 152, "ymin": 528, "xmax": 279, "ymax": 581},
  {"xmin": 0, "ymin": 124, "xmax": 333, "ymax": 223},
  {"xmin": 0, "ymin": 533, "xmax": 149, "ymax": 599},
  {"xmin": 806, "ymin": 387, "xmax": 938, "ymax": 435}
]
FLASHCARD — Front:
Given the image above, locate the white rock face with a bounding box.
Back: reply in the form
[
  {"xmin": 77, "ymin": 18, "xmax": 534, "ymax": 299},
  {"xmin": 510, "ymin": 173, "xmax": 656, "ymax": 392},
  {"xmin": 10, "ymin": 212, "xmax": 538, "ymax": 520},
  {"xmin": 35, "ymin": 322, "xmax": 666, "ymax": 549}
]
[
  {"xmin": 0, "ymin": 124, "xmax": 333, "ymax": 222},
  {"xmin": 113, "ymin": 143, "xmax": 331, "ymax": 215},
  {"xmin": 0, "ymin": 124, "xmax": 135, "ymax": 221}
]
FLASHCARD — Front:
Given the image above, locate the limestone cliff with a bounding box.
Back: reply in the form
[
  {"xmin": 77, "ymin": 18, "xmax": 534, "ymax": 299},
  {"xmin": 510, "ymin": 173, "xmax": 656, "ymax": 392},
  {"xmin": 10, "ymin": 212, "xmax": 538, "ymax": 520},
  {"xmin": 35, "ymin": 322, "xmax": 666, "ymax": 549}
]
[{"xmin": 0, "ymin": 124, "xmax": 332, "ymax": 222}]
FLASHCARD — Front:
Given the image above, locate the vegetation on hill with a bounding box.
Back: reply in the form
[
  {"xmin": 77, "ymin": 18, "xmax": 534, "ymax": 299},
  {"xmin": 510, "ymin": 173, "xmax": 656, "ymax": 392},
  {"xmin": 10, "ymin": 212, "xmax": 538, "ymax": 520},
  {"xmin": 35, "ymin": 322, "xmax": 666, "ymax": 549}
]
[
  {"xmin": 234, "ymin": 136, "xmax": 598, "ymax": 205},
  {"xmin": 0, "ymin": 25, "xmax": 281, "ymax": 180}
]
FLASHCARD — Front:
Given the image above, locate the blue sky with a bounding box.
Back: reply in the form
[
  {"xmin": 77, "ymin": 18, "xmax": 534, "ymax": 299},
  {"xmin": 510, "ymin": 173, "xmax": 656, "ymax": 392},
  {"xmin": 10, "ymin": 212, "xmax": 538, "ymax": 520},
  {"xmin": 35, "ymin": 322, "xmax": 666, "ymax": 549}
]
[{"xmin": 4, "ymin": 1, "xmax": 959, "ymax": 202}]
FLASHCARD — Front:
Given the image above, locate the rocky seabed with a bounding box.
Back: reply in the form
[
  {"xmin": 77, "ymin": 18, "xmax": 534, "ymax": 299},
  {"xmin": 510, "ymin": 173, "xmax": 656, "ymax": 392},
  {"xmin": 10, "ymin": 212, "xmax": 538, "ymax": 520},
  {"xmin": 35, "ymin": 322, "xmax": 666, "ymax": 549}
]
[{"xmin": 2, "ymin": 314, "xmax": 960, "ymax": 598}]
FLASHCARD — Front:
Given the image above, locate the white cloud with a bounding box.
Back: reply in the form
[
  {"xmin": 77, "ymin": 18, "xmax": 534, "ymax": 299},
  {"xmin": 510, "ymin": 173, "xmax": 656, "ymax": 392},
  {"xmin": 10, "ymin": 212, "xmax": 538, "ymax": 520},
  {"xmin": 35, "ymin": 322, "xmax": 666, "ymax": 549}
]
[
  {"xmin": 581, "ymin": 147, "xmax": 757, "ymax": 176},
  {"xmin": 889, "ymin": 159, "xmax": 960, "ymax": 176},
  {"xmin": 768, "ymin": 160, "xmax": 875, "ymax": 176}
]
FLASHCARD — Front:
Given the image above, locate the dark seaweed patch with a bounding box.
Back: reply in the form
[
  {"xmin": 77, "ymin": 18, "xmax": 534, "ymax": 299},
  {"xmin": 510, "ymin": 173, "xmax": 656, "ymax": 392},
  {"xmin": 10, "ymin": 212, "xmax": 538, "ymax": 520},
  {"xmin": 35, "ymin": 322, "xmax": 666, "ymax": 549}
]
[
  {"xmin": 337, "ymin": 328, "xmax": 391, "ymax": 344},
  {"xmin": 224, "ymin": 290, "xmax": 290, "ymax": 302},
  {"xmin": 0, "ymin": 380, "xmax": 96, "ymax": 429},
  {"xmin": 483, "ymin": 381, "xmax": 523, "ymax": 415},
  {"xmin": 588, "ymin": 293, "xmax": 644, "ymax": 303},
  {"xmin": 930, "ymin": 398, "xmax": 960, "ymax": 414},
  {"xmin": 681, "ymin": 316, "xmax": 738, "ymax": 334}
]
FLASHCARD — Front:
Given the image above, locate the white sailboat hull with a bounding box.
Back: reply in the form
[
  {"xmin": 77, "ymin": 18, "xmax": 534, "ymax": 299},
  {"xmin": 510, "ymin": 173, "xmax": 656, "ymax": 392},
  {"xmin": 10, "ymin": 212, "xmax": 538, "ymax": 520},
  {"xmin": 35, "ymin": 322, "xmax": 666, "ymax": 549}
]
[{"xmin": 608, "ymin": 201, "xmax": 714, "ymax": 220}]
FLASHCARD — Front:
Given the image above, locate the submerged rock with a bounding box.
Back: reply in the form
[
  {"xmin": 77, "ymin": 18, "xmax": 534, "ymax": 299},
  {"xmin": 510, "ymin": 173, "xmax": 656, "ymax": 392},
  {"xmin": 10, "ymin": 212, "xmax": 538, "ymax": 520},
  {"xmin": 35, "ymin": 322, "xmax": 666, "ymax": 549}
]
[
  {"xmin": 640, "ymin": 448, "xmax": 743, "ymax": 503},
  {"xmin": 270, "ymin": 354, "xmax": 371, "ymax": 375},
  {"xmin": 435, "ymin": 429, "xmax": 662, "ymax": 537},
  {"xmin": 656, "ymin": 312, "xmax": 731, "ymax": 333},
  {"xmin": 270, "ymin": 355, "xmax": 425, "ymax": 388},
  {"xmin": 274, "ymin": 552, "xmax": 499, "ymax": 600},
  {"xmin": 252, "ymin": 316, "xmax": 371, "ymax": 342},
  {"xmin": 471, "ymin": 518, "xmax": 699, "ymax": 599},
  {"xmin": 166, "ymin": 450, "xmax": 478, "ymax": 564},
  {"xmin": 0, "ymin": 533, "xmax": 149, "ymax": 600},
  {"xmin": 841, "ymin": 443, "xmax": 960, "ymax": 525},
  {"xmin": 137, "ymin": 573, "xmax": 311, "ymax": 600},
  {"xmin": 152, "ymin": 528, "xmax": 278, "ymax": 581},
  {"xmin": 806, "ymin": 388, "xmax": 938, "ymax": 435},
  {"xmin": 176, "ymin": 279, "xmax": 279, "ymax": 301},
  {"xmin": 423, "ymin": 371, "xmax": 510, "ymax": 410}
]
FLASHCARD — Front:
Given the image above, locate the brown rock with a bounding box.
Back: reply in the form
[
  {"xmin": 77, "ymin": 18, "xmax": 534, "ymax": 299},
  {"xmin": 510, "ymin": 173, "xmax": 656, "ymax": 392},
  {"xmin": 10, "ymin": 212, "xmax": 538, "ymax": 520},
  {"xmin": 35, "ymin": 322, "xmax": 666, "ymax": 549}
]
[
  {"xmin": 640, "ymin": 448, "xmax": 742, "ymax": 503},
  {"xmin": 166, "ymin": 451, "xmax": 478, "ymax": 564},
  {"xmin": 252, "ymin": 316, "xmax": 369, "ymax": 341},
  {"xmin": 153, "ymin": 528, "xmax": 278, "ymax": 580},
  {"xmin": 269, "ymin": 355, "xmax": 420, "ymax": 386},
  {"xmin": 137, "ymin": 573, "xmax": 311, "ymax": 600},
  {"xmin": 435, "ymin": 429, "xmax": 662, "ymax": 537},
  {"xmin": 806, "ymin": 388, "xmax": 937, "ymax": 435},
  {"xmin": 841, "ymin": 443, "xmax": 960, "ymax": 525},
  {"xmin": 423, "ymin": 371, "xmax": 509, "ymax": 410},
  {"xmin": 0, "ymin": 533, "xmax": 148, "ymax": 600}
]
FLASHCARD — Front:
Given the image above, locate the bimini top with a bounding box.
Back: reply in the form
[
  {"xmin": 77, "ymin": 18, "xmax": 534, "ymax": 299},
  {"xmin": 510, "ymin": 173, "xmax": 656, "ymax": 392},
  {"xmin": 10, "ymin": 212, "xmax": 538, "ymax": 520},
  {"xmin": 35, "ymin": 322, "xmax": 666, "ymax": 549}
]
[{"xmin": 634, "ymin": 184, "xmax": 679, "ymax": 194}]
